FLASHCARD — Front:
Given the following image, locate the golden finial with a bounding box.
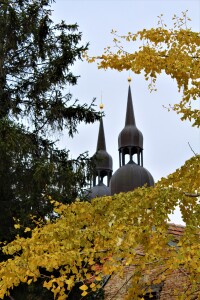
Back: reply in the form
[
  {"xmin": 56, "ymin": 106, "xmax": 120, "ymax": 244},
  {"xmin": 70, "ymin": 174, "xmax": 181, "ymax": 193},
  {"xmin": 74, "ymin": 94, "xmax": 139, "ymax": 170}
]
[
  {"xmin": 100, "ymin": 103, "xmax": 104, "ymax": 110},
  {"xmin": 128, "ymin": 76, "xmax": 132, "ymax": 83},
  {"xmin": 100, "ymin": 91, "xmax": 104, "ymax": 111}
]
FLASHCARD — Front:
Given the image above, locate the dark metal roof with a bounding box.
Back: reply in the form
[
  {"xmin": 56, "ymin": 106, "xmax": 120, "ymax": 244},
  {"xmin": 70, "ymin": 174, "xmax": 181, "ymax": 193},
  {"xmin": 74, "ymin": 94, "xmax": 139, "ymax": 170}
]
[
  {"xmin": 97, "ymin": 118, "xmax": 106, "ymax": 151},
  {"xmin": 118, "ymin": 86, "xmax": 143, "ymax": 150},
  {"xmin": 88, "ymin": 182, "xmax": 111, "ymax": 200},
  {"xmin": 94, "ymin": 150, "xmax": 113, "ymax": 171},
  {"xmin": 125, "ymin": 85, "xmax": 136, "ymax": 126},
  {"xmin": 93, "ymin": 118, "xmax": 113, "ymax": 171},
  {"xmin": 110, "ymin": 161, "xmax": 154, "ymax": 195}
]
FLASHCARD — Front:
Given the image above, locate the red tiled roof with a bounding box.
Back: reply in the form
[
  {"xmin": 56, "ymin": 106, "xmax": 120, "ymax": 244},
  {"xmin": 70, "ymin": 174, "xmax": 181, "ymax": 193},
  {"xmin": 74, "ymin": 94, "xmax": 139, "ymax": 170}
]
[
  {"xmin": 167, "ymin": 223, "xmax": 185, "ymax": 238},
  {"xmin": 103, "ymin": 223, "xmax": 200, "ymax": 299}
]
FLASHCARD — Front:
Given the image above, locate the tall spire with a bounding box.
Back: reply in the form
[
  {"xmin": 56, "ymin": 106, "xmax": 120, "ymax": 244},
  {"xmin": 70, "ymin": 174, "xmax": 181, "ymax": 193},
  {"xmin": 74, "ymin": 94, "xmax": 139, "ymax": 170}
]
[
  {"xmin": 118, "ymin": 80, "xmax": 143, "ymax": 167},
  {"xmin": 96, "ymin": 118, "xmax": 106, "ymax": 151},
  {"xmin": 110, "ymin": 78, "xmax": 154, "ymax": 196},
  {"xmin": 125, "ymin": 86, "xmax": 136, "ymax": 126}
]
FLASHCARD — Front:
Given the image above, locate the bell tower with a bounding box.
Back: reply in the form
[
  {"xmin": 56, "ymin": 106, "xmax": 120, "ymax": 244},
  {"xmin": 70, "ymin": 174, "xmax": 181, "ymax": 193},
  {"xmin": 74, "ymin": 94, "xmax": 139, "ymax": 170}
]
[
  {"xmin": 118, "ymin": 77, "xmax": 144, "ymax": 167},
  {"xmin": 88, "ymin": 103, "xmax": 113, "ymax": 200},
  {"xmin": 110, "ymin": 78, "xmax": 154, "ymax": 195}
]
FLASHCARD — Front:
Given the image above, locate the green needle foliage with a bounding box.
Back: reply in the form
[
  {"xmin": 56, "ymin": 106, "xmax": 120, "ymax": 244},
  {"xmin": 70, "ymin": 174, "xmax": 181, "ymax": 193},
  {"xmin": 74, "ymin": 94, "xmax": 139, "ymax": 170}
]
[{"xmin": 0, "ymin": 0, "xmax": 101, "ymax": 243}]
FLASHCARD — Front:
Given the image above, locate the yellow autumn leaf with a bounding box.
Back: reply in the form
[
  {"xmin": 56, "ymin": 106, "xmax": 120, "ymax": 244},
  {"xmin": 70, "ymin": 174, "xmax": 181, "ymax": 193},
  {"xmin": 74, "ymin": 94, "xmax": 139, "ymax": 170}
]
[
  {"xmin": 43, "ymin": 280, "xmax": 52, "ymax": 290},
  {"xmin": 24, "ymin": 227, "xmax": 31, "ymax": 232},
  {"xmin": 14, "ymin": 224, "xmax": 20, "ymax": 229},
  {"xmin": 27, "ymin": 279, "xmax": 32, "ymax": 285},
  {"xmin": 90, "ymin": 282, "xmax": 96, "ymax": 289},
  {"xmin": 79, "ymin": 284, "xmax": 88, "ymax": 291},
  {"xmin": 81, "ymin": 291, "xmax": 88, "ymax": 297},
  {"xmin": 95, "ymin": 276, "xmax": 102, "ymax": 281},
  {"xmin": 88, "ymin": 259, "xmax": 95, "ymax": 265}
]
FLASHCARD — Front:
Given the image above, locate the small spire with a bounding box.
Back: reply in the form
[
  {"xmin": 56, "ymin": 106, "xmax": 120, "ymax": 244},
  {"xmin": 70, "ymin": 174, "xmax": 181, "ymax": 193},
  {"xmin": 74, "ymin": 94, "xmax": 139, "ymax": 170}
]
[
  {"xmin": 125, "ymin": 85, "xmax": 136, "ymax": 126},
  {"xmin": 96, "ymin": 118, "xmax": 106, "ymax": 151}
]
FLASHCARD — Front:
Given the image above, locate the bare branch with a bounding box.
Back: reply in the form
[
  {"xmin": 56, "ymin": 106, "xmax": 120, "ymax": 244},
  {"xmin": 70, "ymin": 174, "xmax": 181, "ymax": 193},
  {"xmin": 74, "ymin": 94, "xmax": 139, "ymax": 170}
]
[
  {"xmin": 188, "ymin": 142, "xmax": 197, "ymax": 156},
  {"xmin": 184, "ymin": 193, "xmax": 200, "ymax": 198}
]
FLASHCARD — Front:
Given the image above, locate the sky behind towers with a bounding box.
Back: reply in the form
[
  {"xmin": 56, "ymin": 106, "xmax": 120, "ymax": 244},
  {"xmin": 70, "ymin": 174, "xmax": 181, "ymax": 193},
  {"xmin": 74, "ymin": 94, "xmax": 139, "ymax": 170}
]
[{"xmin": 51, "ymin": 0, "xmax": 200, "ymax": 224}]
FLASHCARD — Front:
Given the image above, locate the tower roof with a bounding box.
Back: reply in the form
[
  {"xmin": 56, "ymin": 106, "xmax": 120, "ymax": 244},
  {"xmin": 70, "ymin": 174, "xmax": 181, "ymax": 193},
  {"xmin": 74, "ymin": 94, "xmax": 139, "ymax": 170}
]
[
  {"xmin": 110, "ymin": 162, "xmax": 154, "ymax": 195},
  {"xmin": 96, "ymin": 118, "xmax": 106, "ymax": 151},
  {"xmin": 88, "ymin": 182, "xmax": 111, "ymax": 200},
  {"xmin": 118, "ymin": 85, "xmax": 143, "ymax": 151},
  {"xmin": 111, "ymin": 81, "xmax": 154, "ymax": 195},
  {"xmin": 88, "ymin": 116, "xmax": 113, "ymax": 200},
  {"xmin": 93, "ymin": 118, "xmax": 113, "ymax": 171},
  {"xmin": 125, "ymin": 85, "xmax": 136, "ymax": 126}
]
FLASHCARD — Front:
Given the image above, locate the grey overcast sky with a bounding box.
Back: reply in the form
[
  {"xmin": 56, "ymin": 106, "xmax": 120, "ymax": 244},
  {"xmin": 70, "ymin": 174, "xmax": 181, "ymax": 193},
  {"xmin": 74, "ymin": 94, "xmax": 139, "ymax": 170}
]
[{"xmin": 51, "ymin": 0, "xmax": 200, "ymax": 223}]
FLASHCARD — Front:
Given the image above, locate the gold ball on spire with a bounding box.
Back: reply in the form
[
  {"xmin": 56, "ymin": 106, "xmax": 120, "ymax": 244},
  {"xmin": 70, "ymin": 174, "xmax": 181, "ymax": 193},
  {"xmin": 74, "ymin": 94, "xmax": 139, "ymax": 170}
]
[
  {"xmin": 128, "ymin": 76, "xmax": 132, "ymax": 83},
  {"xmin": 100, "ymin": 103, "xmax": 104, "ymax": 110}
]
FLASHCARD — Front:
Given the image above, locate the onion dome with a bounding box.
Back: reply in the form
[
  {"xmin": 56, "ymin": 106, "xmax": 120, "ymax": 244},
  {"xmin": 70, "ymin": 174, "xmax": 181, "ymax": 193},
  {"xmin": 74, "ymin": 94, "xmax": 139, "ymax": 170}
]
[
  {"xmin": 88, "ymin": 182, "xmax": 111, "ymax": 199},
  {"xmin": 110, "ymin": 161, "xmax": 154, "ymax": 195}
]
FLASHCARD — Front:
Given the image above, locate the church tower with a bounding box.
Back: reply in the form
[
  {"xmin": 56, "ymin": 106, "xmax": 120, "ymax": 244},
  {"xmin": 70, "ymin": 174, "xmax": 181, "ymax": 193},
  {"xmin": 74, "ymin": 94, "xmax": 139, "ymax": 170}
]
[
  {"xmin": 88, "ymin": 105, "xmax": 113, "ymax": 200},
  {"xmin": 110, "ymin": 78, "xmax": 154, "ymax": 195}
]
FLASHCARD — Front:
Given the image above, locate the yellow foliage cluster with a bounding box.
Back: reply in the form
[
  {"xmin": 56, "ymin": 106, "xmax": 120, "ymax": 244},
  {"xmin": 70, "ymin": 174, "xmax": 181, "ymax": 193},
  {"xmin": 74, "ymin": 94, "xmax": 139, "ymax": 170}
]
[
  {"xmin": 0, "ymin": 155, "xmax": 199, "ymax": 299},
  {"xmin": 85, "ymin": 12, "xmax": 200, "ymax": 127}
]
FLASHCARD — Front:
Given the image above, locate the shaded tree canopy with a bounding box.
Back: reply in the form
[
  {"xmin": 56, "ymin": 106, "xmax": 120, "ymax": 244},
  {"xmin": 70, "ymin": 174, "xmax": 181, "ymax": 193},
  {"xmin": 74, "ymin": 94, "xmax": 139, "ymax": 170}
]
[
  {"xmin": 0, "ymin": 0, "xmax": 100, "ymax": 133},
  {"xmin": 0, "ymin": 0, "xmax": 101, "ymax": 244}
]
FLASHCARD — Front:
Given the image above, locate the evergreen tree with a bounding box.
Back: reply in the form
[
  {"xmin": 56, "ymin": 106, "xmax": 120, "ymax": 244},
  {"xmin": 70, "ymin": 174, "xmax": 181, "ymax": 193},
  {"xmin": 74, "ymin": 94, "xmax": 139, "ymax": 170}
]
[{"xmin": 0, "ymin": 0, "xmax": 100, "ymax": 243}]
